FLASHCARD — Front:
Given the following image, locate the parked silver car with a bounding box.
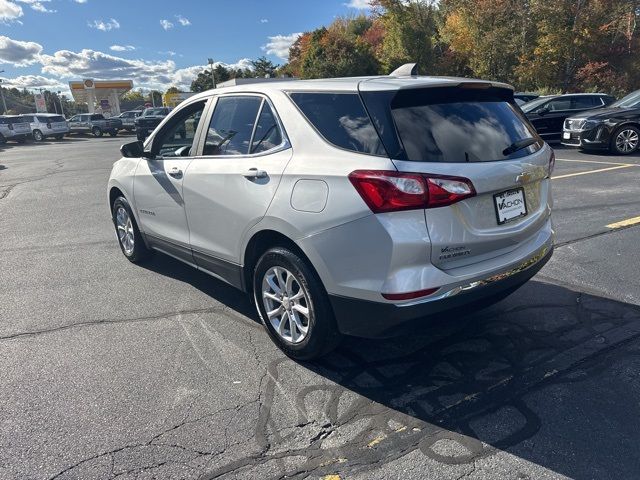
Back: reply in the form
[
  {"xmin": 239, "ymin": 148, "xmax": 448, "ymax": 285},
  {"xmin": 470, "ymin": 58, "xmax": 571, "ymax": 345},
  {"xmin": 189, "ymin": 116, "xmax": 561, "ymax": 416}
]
[
  {"xmin": 0, "ymin": 115, "xmax": 31, "ymax": 144},
  {"xmin": 20, "ymin": 113, "xmax": 69, "ymax": 141},
  {"xmin": 118, "ymin": 110, "xmax": 142, "ymax": 132},
  {"xmin": 107, "ymin": 66, "xmax": 555, "ymax": 359}
]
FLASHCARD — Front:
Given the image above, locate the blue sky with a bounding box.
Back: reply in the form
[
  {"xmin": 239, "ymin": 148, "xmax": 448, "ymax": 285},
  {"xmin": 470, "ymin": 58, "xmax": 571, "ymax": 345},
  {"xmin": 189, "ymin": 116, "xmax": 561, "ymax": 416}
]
[{"xmin": 0, "ymin": 0, "xmax": 371, "ymax": 92}]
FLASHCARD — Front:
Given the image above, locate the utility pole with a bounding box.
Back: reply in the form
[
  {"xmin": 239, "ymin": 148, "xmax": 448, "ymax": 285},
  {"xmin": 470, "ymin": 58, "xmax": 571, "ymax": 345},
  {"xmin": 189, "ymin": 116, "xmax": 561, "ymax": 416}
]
[
  {"xmin": 208, "ymin": 58, "xmax": 216, "ymax": 89},
  {"xmin": 0, "ymin": 70, "xmax": 7, "ymax": 114},
  {"xmin": 57, "ymin": 91, "xmax": 65, "ymax": 117}
]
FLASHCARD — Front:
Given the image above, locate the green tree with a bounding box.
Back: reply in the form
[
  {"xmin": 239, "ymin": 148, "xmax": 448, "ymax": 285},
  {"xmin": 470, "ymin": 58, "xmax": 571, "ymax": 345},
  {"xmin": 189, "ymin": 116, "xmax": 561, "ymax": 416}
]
[{"xmin": 250, "ymin": 56, "xmax": 278, "ymax": 77}]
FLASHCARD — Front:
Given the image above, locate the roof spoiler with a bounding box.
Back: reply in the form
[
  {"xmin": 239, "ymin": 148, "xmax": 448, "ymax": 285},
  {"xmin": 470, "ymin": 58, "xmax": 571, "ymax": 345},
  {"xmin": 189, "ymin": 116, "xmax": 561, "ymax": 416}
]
[{"xmin": 389, "ymin": 63, "xmax": 419, "ymax": 77}]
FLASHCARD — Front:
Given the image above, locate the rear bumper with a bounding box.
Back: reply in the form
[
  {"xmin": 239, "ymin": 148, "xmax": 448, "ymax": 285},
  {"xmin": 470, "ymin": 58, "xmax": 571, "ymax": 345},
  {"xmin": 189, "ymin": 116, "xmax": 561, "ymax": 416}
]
[{"xmin": 330, "ymin": 245, "xmax": 553, "ymax": 338}]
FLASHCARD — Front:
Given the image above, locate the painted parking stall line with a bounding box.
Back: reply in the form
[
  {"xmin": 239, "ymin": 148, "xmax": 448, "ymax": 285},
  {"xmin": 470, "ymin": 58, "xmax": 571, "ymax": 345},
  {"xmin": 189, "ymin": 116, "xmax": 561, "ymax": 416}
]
[
  {"xmin": 552, "ymin": 164, "xmax": 634, "ymax": 180},
  {"xmin": 606, "ymin": 216, "xmax": 640, "ymax": 229}
]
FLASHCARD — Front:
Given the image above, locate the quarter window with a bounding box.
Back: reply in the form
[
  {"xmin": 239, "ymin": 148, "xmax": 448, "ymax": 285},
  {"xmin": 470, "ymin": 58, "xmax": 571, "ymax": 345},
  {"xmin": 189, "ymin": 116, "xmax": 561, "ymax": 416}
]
[
  {"xmin": 251, "ymin": 102, "xmax": 283, "ymax": 154},
  {"xmin": 289, "ymin": 92, "xmax": 385, "ymax": 155},
  {"xmin": 204, "ymin": 96, "xmax": 262, "ymax": 156},
  {"xmin": 571, "ymin": 97, "xmax": 597, "ymax": 109}
]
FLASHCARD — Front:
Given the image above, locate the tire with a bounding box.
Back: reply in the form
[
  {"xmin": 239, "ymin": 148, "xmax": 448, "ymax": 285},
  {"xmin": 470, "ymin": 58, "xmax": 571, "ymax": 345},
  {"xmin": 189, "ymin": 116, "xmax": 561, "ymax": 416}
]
[
  {"xmin": 109, "ymin": 130, "xmax": 118, "ymax": 137},
  {"xmin": 16, "ymin": 137, "xmax": 27, "ymax": 144},
  {"xmin": 111, "ymin": 196, "xmax": 152, "ymax": 263},
  {"xmin": 33, "ymin": 130, "xmax": 44, "ymax": 142},
  {"xmin": 253, "ymin": 247, "xmax": 342, "ymax": 360},
  {"xmin": 0, "ymin": 133, "xmax": 5, "ymax": 145},
  {"xmin": 92, "ymin": 126, "xmax": 103, "ymax": 138},
  {"xmin": 55, "ymin": 134, "xmax": 64, "ymax": 140},
  {"xmin": 610, "ymin": 125, "xmax": 640, "ymax": 155}
]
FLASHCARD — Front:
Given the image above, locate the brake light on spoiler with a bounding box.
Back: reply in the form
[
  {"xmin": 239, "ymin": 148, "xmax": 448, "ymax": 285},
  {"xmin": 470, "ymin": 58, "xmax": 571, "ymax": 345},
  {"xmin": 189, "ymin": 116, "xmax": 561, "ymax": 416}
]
[{"xmin": 348, "ymin": 170, "xmax": 476, "ymax": 213}]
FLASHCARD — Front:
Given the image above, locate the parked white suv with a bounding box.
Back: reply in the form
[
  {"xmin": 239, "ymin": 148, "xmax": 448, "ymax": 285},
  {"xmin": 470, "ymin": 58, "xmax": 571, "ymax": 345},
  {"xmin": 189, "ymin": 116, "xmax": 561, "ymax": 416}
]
[
  {"xmin": 0, "ymin": 115, "xmax": 31, "ymax": 144},
  {"xmin": 108, "ymin": 66, "xmax": 554, "ymax": 359},
  {"xmin": 20, "ymin": 113, "xmax": 69, "ymax": 141}
]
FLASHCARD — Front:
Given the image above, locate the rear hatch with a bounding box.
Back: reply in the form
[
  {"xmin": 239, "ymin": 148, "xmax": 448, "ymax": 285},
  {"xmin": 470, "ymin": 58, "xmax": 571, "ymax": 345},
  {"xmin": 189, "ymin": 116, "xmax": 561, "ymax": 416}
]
[
  {"xmin": 46, "ymin": 115, "xmax": 68, "ymax": 131},
  {"xmin": 361, "ymin": 84, "xmax": 552, "ymax": 271},
  {"xmin": 8, "ymin": 117, "xmax": 31, "ymax": 135}
]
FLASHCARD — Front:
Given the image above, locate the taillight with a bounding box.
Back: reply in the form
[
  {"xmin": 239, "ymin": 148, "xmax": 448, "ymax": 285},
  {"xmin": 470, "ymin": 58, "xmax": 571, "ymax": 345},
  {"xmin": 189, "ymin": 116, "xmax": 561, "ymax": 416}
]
[
  {"xmin": 46, "ymin": 122, "xmax": 52, "ymax": 129},
  {"xmin": 548, "ymin": 150, "xmax": 556, "ymax": 176},
  {"xmin": 348, "ymin": 170, "xmax": 475, "ymax": 213}
]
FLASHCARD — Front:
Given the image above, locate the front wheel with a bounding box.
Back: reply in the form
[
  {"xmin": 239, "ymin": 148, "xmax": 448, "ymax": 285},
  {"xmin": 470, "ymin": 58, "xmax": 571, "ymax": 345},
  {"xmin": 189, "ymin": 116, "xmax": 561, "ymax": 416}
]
[
  {"xmin": 253, "ymin": 247, "xmax": 341, "ymax": 360},
  {"xmin": 33, "ymin": 130, "xmax": 44, "ymax": 142},
  {"xmin": 111, "ymin": 196, "xmax": 152, "ymax": 263},
  {"xmin": 55, "ymin": 134, "xmax": 64, "ymax": 140},
  {"xmin": 92, "ymin": 126, "xmax": 103, "ymax": 138},
  {"xmin": 611, "ymin": 126, "xmax": 639, "ymax": 155}
]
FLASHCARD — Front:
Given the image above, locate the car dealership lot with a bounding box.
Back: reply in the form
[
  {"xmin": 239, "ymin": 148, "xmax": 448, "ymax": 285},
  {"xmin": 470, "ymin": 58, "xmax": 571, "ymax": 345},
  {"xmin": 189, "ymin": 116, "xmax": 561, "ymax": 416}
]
[{"xmin": 1, "ymin": 138, "xmax": 640, "ymax": 479}]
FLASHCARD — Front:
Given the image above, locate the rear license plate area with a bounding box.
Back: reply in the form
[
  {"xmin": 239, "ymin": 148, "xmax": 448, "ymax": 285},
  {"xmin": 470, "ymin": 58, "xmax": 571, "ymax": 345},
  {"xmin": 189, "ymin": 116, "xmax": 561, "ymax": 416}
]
[{"xmin": 494, "ymin": 188, "xmax": 527, "ymax": 225}]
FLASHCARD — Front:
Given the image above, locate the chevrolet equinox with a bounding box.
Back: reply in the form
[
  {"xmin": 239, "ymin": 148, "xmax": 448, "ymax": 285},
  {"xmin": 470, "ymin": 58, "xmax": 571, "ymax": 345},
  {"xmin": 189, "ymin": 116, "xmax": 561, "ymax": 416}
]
[{"xmin": 108, "ymin": 64, "xmax": 554, "ymax": 359}]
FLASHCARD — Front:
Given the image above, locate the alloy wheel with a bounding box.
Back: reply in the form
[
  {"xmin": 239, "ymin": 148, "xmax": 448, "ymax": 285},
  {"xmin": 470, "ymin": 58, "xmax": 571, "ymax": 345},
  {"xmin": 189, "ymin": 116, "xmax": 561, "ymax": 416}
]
[
  {"xmin": 33, "ymin": 130, "xmax": 43, "ymax": 141},
  {"xmin": 262, "ymin": 266, "xmax": 311, "ymax": 344},
  {"xmin": 615, "ymin": 128, "xmax": 639, "ymax": 153},
  {"xmin": 115, "ymin": 206, "xmax": 135, "ymax": 255}
]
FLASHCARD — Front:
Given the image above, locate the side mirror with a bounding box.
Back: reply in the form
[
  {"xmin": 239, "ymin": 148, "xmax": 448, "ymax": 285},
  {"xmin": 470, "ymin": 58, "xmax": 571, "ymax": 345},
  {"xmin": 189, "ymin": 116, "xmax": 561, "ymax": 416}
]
[{"xmin": 120, "ymin": 140, "xmax": 152, "ymax": 159}]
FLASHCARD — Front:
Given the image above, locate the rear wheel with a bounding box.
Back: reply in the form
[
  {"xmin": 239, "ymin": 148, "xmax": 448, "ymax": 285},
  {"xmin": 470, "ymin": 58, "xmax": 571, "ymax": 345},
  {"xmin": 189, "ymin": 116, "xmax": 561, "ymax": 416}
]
[
  {"xmin": 253, "ymin": 247, "xmax": 341, "ymax": 360},
  {"xmin": 16, "ymin": 137, "xmax": 27, "ymax": 144},
  {"xmin": 92, "ymin": 126, "xmax": 103, "ymax": 138},
  {"xmin": 111, "ymin": 196, "xmax": 151, "ymax": 263},
  {"xmin": 611, "ymin": 126, "xmax": 639, "ymax": 155},
  {"xmin": 33, "ymin": 130, "xmax": 44, "ymax": 142},
  {"xmin": 0, "ymin": 133, "xmax": 5, "ymax": 144},
  {"xmin": 55, "ymin": 134, "xmax": 64, "ymax": 140},
  {"xmin": 109, "ymin": 130, "xmax": 118, "ymax": 137}
]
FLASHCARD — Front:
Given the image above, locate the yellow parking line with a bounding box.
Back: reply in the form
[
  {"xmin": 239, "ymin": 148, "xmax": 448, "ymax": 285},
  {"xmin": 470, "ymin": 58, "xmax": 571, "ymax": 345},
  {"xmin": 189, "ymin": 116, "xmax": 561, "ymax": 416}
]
[
  {"xmin": 607, "ymin": 216, "xmax": 640, "ymax": 229},
  {"xmin": 555, "ymin": 158, "xmax": 635, "ymax": 167},
  {"xmin": 552, "ymin": 164, "xmax": 633, "ymax": 180}
]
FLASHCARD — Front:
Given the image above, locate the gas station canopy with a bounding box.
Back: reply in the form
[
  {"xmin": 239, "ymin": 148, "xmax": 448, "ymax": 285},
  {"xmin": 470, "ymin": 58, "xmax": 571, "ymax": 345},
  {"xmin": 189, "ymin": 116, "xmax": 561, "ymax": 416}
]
[{"xmin": 69, "ymin": 79, "xmax": 133, "ymax": 117}]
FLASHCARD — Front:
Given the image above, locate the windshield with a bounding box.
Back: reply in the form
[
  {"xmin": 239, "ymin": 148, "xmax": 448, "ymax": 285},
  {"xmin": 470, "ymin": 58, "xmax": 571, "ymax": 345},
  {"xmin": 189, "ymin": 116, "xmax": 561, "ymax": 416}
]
[
  {"xmin": 521, "ymin": 96, "xmax": 554, "ymax": 113},
  {"xmin": 611, "ymin": 90, "xmax": 640, "ymax": 108},
  {"xmin": 143, "ymin": 108, "xmax": 169, "ymax": 116}
]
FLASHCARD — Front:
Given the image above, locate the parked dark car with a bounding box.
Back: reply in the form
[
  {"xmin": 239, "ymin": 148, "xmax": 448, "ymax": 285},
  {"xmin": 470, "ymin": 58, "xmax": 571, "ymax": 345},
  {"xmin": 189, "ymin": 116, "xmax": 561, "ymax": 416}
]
[
  {"xmin": 562, "ymin": 89, "xmax": 640, "ymax": 155},
  {"xmin": 521, "ymin": 93, "xmax": 615, "ymax": 142},
  {"xmin": 134, "ymin": 107, "xmax": 172, "ymax": 141},
  {"xmin": 514, "ymin": 92, "xmax": 539, "ymax": 105}
]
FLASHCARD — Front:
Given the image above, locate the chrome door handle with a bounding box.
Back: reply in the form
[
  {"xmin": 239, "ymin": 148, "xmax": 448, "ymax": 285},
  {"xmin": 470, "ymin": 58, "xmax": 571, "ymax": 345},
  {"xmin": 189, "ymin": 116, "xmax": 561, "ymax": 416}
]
[
  {"xmin": 243, "ymin": 168, "xmax": 267, "ymax": 179},
  {"xmin": 168, "ymin": 167, "xmax": 183, "ymax": 179}
]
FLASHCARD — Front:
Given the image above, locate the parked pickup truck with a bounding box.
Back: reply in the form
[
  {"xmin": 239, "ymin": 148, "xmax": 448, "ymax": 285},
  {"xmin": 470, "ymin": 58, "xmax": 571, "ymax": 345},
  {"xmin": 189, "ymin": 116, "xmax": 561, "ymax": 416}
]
[
  {"xmin": 134, "ymin": 107, "xmax": 173, "ymax": 141},
  {"xmin": 68, "ymin": 113, "xmax": 122, "ymax": 137},
  {"xmin": 118, "ymin": 110, "xmax": 142, "ymax": 132}
]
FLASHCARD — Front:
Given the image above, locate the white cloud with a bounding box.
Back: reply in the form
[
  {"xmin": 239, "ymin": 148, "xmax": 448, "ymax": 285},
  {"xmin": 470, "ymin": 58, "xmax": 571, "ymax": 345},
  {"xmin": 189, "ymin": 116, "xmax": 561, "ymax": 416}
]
[
  {"xmin": 74, "ymin": 0, "xmax": 87, "ymax": 3},
  {"xmin": 0, "ymin": 35, "xmax": 43, "ymax": 66},
  {"xmin": 110, "ymin": 44, "xmax": 135, "ymax": 52},
  {"xmin": 88, "ymin": 18, "xmax": 119, "ymax": 31},
  {"xmin": 260, "ymin": 18, "xmax": 268, "ymax": 23},
  {"xmin": 159, "ymin": 50, "xmax": 177, "ymax": 57},
  {"xmin": 160, "ymin": 19, "xmax": 173, "ymax": 30},
  {"xmin": 175, "ymin": 14, "xmax": 190, "ymax": 26},
  {"xmin": 3, "ymin": 74, "xmax": 65, "ymax": 90},
  {"xmin": 262, "ymin": 32, "xmax": 302, "ymax": 61},
  {"xmin": 38, "ymin": 47, "xmax": 254, "ymax": 91},
  {"xmin": 0, "ymin": 0, "xmax": 23, "ymax": 22},
  {"xmin": 16, "ymin": 0, "xmax": 56, "ymax": 13},
  {"xmin": 344, "ymin": 0, "xmax": 371, "ymax": 8}
]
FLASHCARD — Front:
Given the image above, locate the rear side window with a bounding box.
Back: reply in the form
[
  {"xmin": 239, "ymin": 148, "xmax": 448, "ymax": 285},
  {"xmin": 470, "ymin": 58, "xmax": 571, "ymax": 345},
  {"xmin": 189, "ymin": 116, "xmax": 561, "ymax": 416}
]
[
  {"xmin": 289, "ymin": 92, "xmax": 385, "ymax": 156},
  {"xmin": 571, "ymin": 97, "xmax": 597, "ymax": 109},
  {"xmin": 362, "ymin": 87, "xmax": 541, "ymax": 163},
  {"xmin": 91, "ymin": 114, "xmax": 104, "ymax": 120},
  {"xmin": 251, "ymin": 102, "xmax": 283, "ymax": 154},
  {"xmin": 204, "ymin": 96, "xmax": 262, "ymax": 156}
]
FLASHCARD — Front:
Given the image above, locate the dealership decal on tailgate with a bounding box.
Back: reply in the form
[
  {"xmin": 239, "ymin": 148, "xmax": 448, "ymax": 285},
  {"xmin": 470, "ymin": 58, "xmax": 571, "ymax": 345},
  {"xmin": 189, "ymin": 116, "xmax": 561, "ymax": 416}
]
[{"xmin": 494, "ymin": 188, "xmax": 527, "ymax": 225}]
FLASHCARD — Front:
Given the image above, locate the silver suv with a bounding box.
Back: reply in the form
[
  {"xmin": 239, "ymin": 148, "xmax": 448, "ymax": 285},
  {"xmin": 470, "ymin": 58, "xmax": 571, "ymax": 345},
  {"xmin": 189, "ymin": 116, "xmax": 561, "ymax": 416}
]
[
  {"xmin": 0, "ymin": 115, "xmax": 32, "ymax": 144},
  {"xmin": 108, "ymin": 66, "xmax": 554, "ymax": 359},
  {"xmin": 20, "ymin": 113, "xmax": 69, "ymax": 141}
]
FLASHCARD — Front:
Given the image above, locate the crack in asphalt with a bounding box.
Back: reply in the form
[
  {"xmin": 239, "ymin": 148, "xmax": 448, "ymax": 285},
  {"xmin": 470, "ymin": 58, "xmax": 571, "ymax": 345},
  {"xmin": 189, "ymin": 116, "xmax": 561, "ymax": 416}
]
[
  {"xmin": 555, "ymin": 221, "xmax": 640, "ymax": 248},
  {"xmin": 0, "ymin": 306, "xmax": 232, "ymax": 342}
]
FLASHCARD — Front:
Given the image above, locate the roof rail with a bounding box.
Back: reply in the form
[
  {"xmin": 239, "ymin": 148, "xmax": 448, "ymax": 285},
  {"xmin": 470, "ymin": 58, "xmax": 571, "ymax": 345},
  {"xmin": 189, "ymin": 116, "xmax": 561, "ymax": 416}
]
[{"xmin": 389, "ymin": 63, "xmax": 419, "ymax": 77}]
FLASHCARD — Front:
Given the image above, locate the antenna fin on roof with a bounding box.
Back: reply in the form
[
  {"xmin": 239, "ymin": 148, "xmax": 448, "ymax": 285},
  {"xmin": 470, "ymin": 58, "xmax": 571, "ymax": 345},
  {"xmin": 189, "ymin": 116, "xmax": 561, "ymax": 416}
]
[{"xmin": 389, "ymin": 63, "xmax": 419, "ymax": 77}]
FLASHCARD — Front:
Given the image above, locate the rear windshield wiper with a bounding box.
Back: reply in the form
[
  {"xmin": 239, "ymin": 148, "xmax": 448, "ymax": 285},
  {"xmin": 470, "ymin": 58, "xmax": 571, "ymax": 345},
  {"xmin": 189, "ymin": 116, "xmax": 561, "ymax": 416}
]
[{"xmin": 503, "ymin": 137, "xmax": 538, "ymax": 156}]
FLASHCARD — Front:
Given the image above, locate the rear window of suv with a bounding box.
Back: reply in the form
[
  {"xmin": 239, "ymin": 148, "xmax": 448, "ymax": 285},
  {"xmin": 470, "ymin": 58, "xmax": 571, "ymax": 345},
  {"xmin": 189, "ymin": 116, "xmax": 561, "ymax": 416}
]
[
  {"xmin": 362, "ymin": 87, "xmax": 542, "ymax": 163},
  {"xmin": 289, "ymin": 92, "xmax": 386, "ymax": 156}
]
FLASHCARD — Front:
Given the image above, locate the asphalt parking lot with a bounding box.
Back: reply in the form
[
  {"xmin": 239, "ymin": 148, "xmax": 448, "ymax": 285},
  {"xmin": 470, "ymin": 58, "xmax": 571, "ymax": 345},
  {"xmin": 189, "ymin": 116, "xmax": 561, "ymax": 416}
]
[{"xmin": 1, "ymin": 136, "xmax": 640, "ymax": 480}]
